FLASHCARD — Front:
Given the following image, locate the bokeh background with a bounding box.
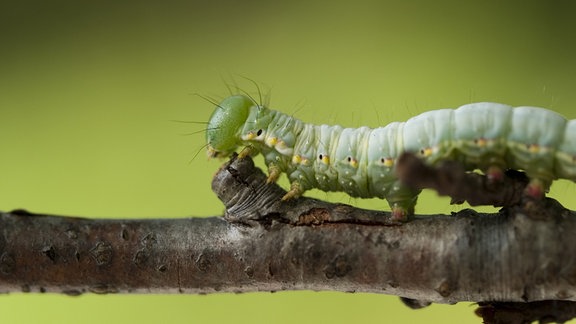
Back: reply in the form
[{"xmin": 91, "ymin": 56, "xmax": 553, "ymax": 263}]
[{"xmin": 1, "ymin": 1, "xmax": 576, "ymax": 323}]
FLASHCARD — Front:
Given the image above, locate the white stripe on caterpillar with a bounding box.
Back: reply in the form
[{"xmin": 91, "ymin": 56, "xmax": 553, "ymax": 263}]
[{"xmin": 206, "ymin": 95, "xmax": 573, "ymax": 221}]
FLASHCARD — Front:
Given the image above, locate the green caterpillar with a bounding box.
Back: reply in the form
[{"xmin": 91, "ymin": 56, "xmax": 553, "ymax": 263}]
[{"xmin": 206, "ymin": 95, "xmax": 576, "ymax": 220}]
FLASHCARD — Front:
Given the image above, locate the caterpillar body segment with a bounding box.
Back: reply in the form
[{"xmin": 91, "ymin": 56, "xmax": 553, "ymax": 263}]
[{"xmin": 206, "ymin": 95, "xmax": 573, "ymax": 220}]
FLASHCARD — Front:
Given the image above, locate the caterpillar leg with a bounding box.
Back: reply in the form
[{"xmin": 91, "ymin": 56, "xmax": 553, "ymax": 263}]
[
  {"xmin": 524, "ymin": 178, "xmax": 548, "ymax": 199},
  {"xmin": 486, "ymin": 165, "xmax": 505, "ymax": 183},
  {"xmin": 386, "ymin": 190, "xmax": 419, "ymax": 222},
  {"xmin": 390, "ymin": 204, "xmax": 413, "ymax": 222},
  {"xmin": 238, "ymin": 145, "xmax": 257, "ymax": 159},
  {"xmin": 282, "ymin": 181, "xmax": 303, "ymax": 201},
  {"xmin": 266, "ymin": 163, "xmax": 282, "ymax": 183},
  {"xmin": 383, "ymin": 180, "xmax": 420, "ymax": 222}
]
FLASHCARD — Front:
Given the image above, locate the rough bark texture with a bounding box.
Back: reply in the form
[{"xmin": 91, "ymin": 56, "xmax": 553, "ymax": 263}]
[{"xmin": 1, "ymin": 154, "xmax": 576, "ymax": 323}]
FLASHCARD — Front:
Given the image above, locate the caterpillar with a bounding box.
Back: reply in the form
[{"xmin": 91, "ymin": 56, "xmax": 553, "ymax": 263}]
[{"xmin": 206, "ymin": 95, "xmax": 576, "ymax": 221}]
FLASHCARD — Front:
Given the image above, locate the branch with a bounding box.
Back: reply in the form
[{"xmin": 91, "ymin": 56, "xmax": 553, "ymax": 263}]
[
  {"xmin": 211, "ymin": 155, "xmax": 576, "ymax": 301},
  {"xmin": 396, "ymin": 152, "xmax": 530, "ymax": 208},
  {"xmin": 2, "ymin": 155, "xmax": 576, "ymax": 323}
]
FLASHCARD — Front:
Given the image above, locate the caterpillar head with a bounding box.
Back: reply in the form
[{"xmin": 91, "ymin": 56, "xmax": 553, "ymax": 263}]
[{"xmin": 206, "ymin": 95, "xmax": 254, "ymax": 158}]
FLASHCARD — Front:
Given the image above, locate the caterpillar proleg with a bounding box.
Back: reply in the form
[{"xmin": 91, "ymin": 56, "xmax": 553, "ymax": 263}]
[{"xmin": 206, "ymin": 95, "xmax": 574, "ymax": 221}]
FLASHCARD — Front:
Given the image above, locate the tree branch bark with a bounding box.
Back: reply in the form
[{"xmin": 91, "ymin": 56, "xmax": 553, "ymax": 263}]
[{"xmin": 2, "ymin": 155, "xmax": 576, "ymax": 322}]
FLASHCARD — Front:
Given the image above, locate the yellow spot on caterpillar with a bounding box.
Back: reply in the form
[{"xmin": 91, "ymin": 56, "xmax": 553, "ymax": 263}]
[
  {"xmin": 243, "ymin": 129, "xmax": 264, "ymax": 141},
  {"xmin": 382, "ymin": 157, "xmax": 394, "ymax": 167},
  {"xmin": 475, "ymin": 138, "xmax": 487, "ymax": 147},
  {"xmin": 420, "ymin": 148, "xmax": 433, "ymax": 157},
  {"xmin": 292, "ymin": 155, "xmax": 302, "ymax": 164},
  {"xmin": 346, "ymin": 156, "xmax": 358, "ymax": 168},
  {"xmin": 318, "ymin": 154, "xmax": 330, "ymax": 165},
  {"xmin": 266, "ymin": 136, "xmax": 278, "ymax": 146},
  {"xmin": 242, "ymin": 129, "xmax": 265, "ymax": 141},
  {"xmin": 350, "ymin": 158, "xmax": 358, "ymax": 168},
  {"xmin": 292, "ymin": 154, "xmax": 309, "ymax": 165}
]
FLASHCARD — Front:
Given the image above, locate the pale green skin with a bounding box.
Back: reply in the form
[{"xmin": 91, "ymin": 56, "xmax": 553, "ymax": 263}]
[{"xmin": 207, "ymin": 95, "xmax": 576, "ymax": 219}]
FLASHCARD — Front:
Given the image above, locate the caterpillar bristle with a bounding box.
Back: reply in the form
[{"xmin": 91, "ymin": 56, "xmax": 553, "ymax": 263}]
[
  {"xmin": 189, "ymin": 143, "xmax": 210, "ymax": 164},
  {"xmin": 193, "ymin": 93, "xmax": 221, "ymax": 107}
]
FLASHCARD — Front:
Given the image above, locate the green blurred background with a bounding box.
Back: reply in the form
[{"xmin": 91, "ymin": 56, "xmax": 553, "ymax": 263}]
[{"xmin": 1, "ymin": 0, "xmax": 576, "ymax": 323}]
